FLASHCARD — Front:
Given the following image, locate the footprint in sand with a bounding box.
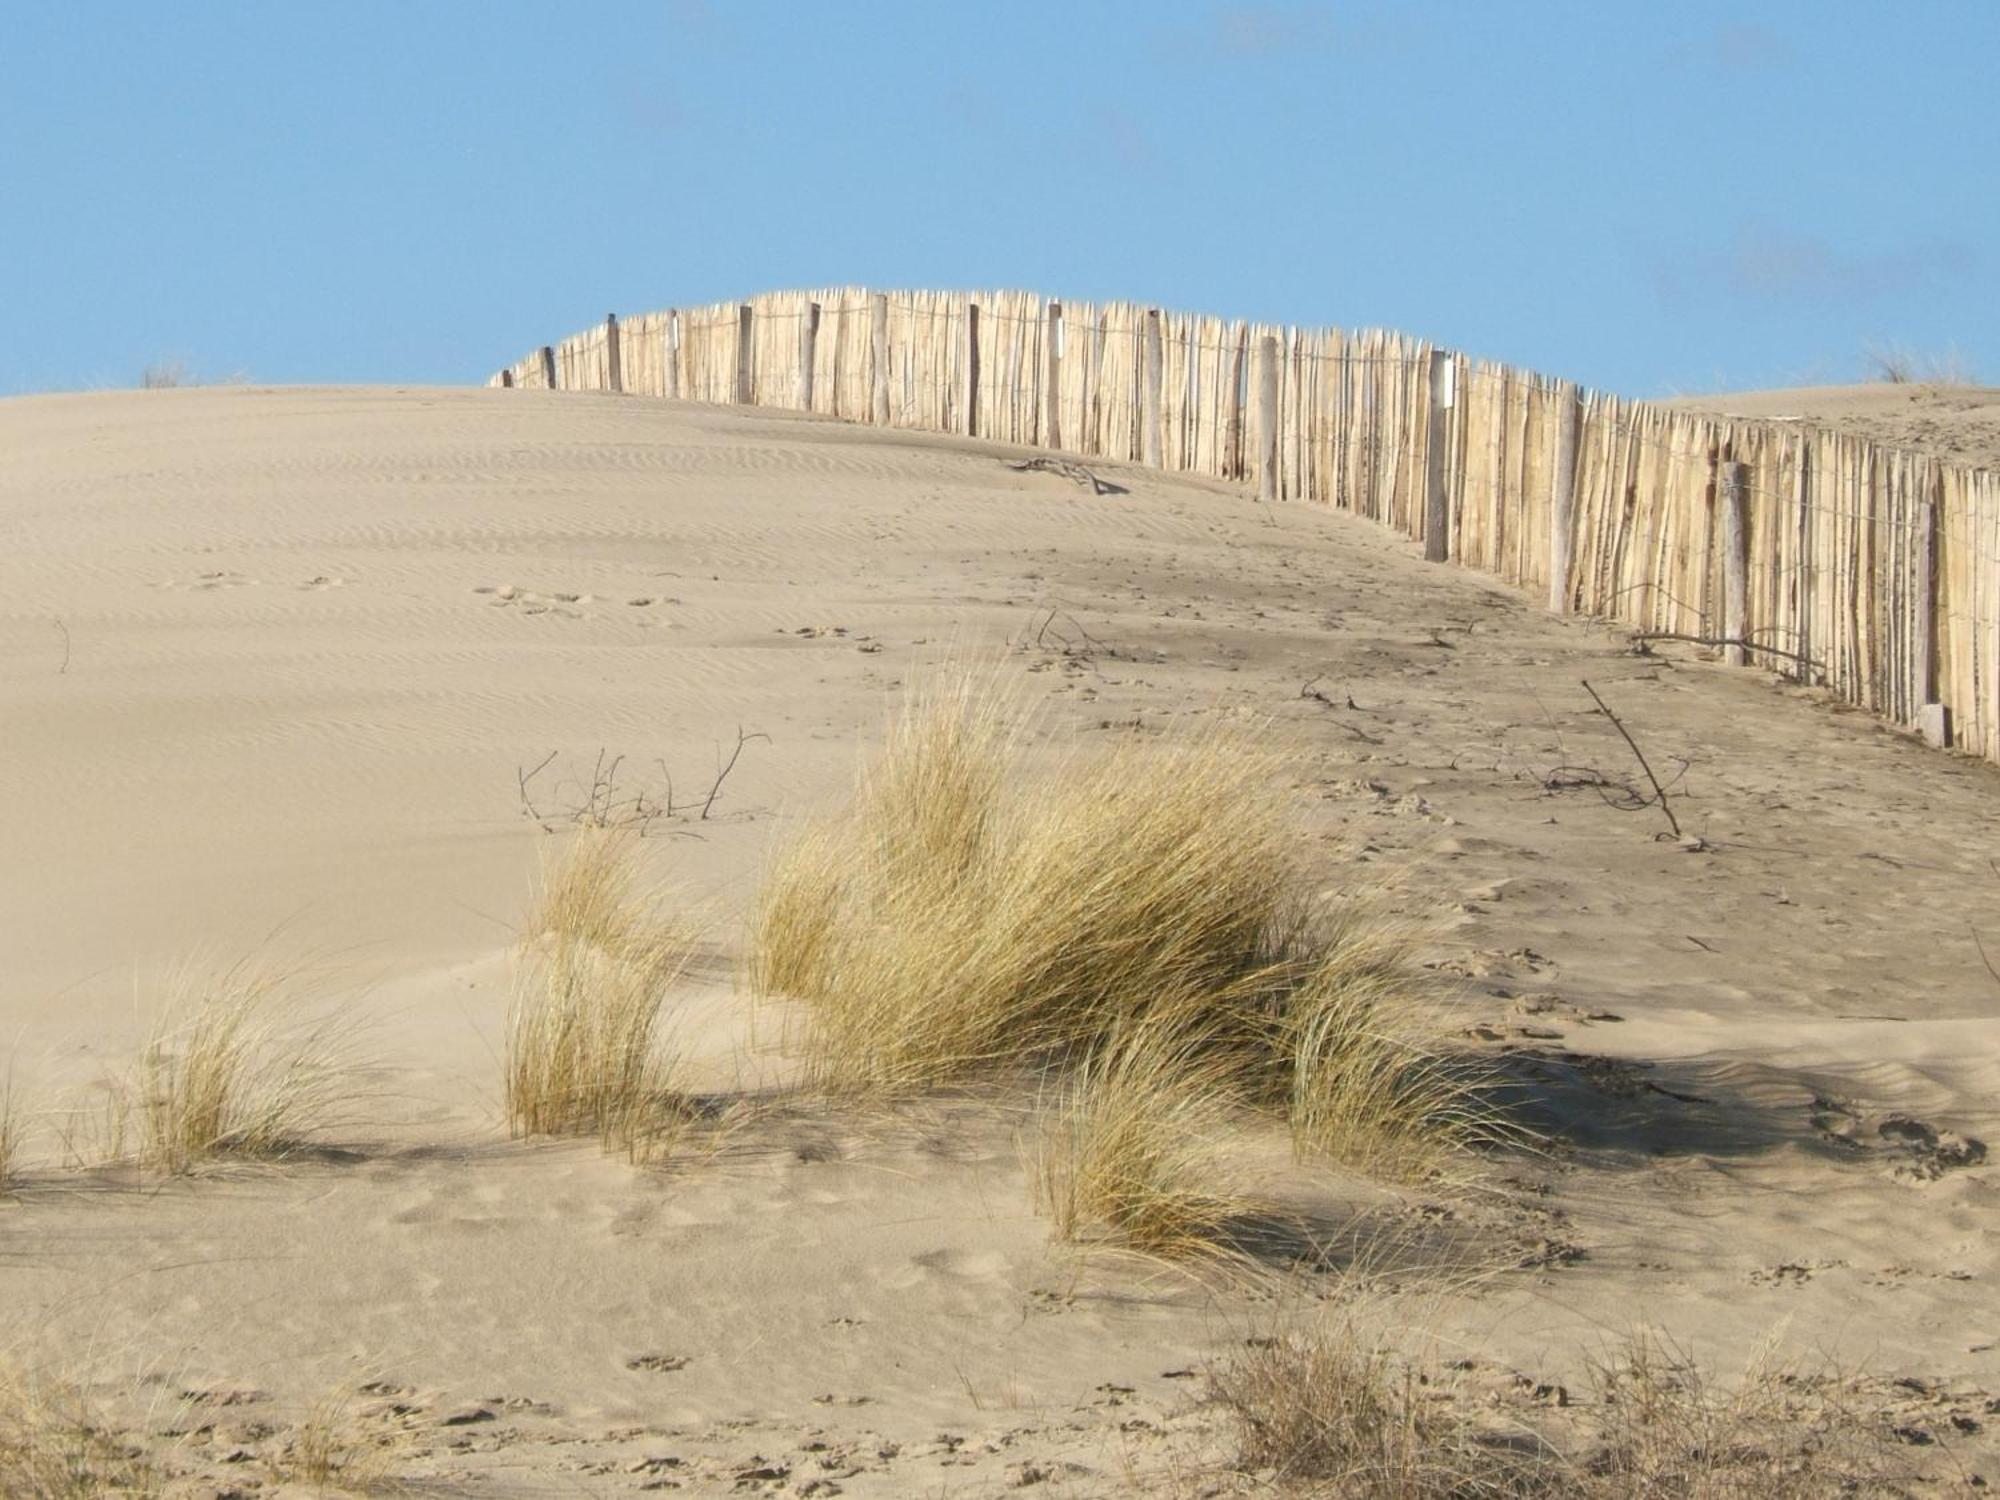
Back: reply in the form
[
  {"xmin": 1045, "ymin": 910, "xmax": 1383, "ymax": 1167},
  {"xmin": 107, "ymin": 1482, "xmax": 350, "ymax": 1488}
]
[
  {"xmin": 625, "ymin": 1354, "xmax": 690, "ymax": 1373},
  {"xmin": 154, "ymin": 570, "xmax": 255, "ymax": 590},
  {"xmin": 474, "ymin": 583, "xmax": 599, "ymax": 619},
  {"xmin": 1810, "ymin": 1096, "xmax": 1988, "ymax": 1181}
]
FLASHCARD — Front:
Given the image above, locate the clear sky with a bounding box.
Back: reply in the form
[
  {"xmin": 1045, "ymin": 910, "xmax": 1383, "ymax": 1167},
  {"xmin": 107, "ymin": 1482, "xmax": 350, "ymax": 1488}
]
[{"xmin": 2, "ymin": 2, "xmax": 1992, "ymax": 399}]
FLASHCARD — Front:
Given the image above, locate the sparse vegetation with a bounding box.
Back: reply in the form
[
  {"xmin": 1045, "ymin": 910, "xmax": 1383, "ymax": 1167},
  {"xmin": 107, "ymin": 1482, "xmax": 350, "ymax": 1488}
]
[
  {"xmin": 139, "ymin": 958, "xmax": 354, "ymax": 1175},
  {"xmin": 753, "ymin": 674, "xmax": 1495, "ymax": 1259},
  {"xmin": 138, "ymin": 360, "xmax": 188, "ymax": 390},
  {"xmin": 1209, "ymin": 1322, "xmax": 1908, "ymax": 1498},
  {"xmin": 506, "ymin": 829, "xmax": 697, "ymax": 1158},
  {"xmin": 0, "ymin": 1368, "xmax": 162, "ymax": 1500},
  {"xmin": 1864, "ymin": 341, "xmax": 1976, "ymax": 387}
]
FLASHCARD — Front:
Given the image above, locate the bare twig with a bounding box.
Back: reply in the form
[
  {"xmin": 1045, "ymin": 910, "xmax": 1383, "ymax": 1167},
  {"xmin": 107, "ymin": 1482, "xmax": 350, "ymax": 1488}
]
[
  {"xmin": 1972, "ymin": 925, "xmax": 1999, "ymax": 988},
  {"xmin": 1627, "ymin": 630, "xmax": 1824, "ymax": 677},
  {"xmin": 53, "ymin": 616, "xmax": 70, "ymax": 674},
  {"xmin": 1299, "ymin": 676, "xmax": 1383, "ymax": 743},
  {"xmin": 701, "ymin": 728, "xmax": 770, "ymax": 821},
  {"xmin": 518, "ymin": 750, "xmax": 560, "ymax": 828},
  {"xmin": 1580, "ymin": 679, "xmax": 1683, "ymax": 841}
]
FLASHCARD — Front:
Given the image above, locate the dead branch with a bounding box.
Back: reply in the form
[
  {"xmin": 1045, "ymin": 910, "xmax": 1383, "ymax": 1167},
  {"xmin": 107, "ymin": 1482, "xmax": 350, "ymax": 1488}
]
[
  {"xmin": 1005, "ymin": 456, "xmax": 1119, "ymax": 495},
  {"xmin": 1627, "ymin": 630, "xmax": 1824, "ymax": 677},
  {"xmin": 1580, "ymin": 679, "xmax": 1683, "ymax": 841},
  {"xmin": 701, "ymin": 728, "xmax": 770, "ymax": 821}
]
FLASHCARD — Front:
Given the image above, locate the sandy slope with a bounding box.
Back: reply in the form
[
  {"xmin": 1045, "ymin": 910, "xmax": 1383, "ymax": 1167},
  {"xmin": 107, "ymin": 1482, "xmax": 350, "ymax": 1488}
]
[
  {"xmin": 1, "ymin": 386, "xmax": 1996, "ymax": 1493},
  {"xmin": 1670, "ymin": 380, "xmax": 2000, "ymax": 471}
]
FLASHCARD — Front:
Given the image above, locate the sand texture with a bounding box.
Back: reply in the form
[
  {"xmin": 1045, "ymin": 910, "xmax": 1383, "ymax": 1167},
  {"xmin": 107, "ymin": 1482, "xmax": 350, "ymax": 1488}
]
[
  {"xmin": 1, "ymin": 385, "xmax": 1996, "ymax": 1494},
  {"xmin": 1671, "ymin": 381, "xmax": 2000, "ymax": 472}
]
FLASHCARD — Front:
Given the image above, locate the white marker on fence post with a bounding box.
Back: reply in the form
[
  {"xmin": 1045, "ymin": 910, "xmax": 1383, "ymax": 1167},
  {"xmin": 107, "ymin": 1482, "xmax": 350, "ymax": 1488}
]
[
  {"xmin": 540, "ymin": 345, "xmax": 557, "ymax": 390},
  {"xmin": 1141, "ymin": 309, "xmax": 1164, "ymax": 469},
  {"xmin": 870, "ymin": 293, "xmax": 891, "ymax": 426},
  {"xmin": 798, "ymin": 301, "xmax": 820, "ymax": 411},
  {"xmin": 964, "ymin": 302, "xmax": 981, "ymax": 439},
  {"xmin": 1044, "ymin": 299, "xmax": 1063, "ymax": 450},
  {"xmin": 1720, "ymin": 455, "xmax": 1750, "ymax": 666},
  {"xmin": 735, "ymin": 304, "xmax": 755, "ymax": 405},
  {"xmin": 1255, "ymin": 335, "xmax": 1280, "ymax": 503},
  {"xmin": 605, "ymin": 314, "xmax": 623, "ymax": 394},
  {"xmin": 665, "ymin": 310, "xmax": 680, "ymax": 400},
  {"xmin": 1423, "ymin": 348, "xmax": 1453, "ymax": 562},
  {"xmin": 1549, "ymin": 381, "xmax": 1581, "ymax": 611}
]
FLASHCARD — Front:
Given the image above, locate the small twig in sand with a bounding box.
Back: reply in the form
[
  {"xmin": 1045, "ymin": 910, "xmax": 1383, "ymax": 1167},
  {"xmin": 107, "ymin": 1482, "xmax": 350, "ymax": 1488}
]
[
  {"xmin": 1580, "ymin": 679, "xmax": 1685, "ymax": 842},
  {"xmin": 53, "ymin": 616, "xmax": 70, "ymax": 674},
  {"xmin": 701, "ymin": 728, "xmax": 769, "ymax": 821},
  {"xmin": 1299, "ymin": 676, "xmax": 1383, "ymax": 743},
  {"xmin": 1971, "ymin": 926, "xmax": 1998, "ymax": 988}
]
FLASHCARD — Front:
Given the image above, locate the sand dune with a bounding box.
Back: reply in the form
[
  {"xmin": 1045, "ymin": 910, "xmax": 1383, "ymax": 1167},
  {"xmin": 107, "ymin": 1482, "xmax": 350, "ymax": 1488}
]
[{"xmin": 1, "ymin": 385, "xmax": 1995, "ymax": 1492}]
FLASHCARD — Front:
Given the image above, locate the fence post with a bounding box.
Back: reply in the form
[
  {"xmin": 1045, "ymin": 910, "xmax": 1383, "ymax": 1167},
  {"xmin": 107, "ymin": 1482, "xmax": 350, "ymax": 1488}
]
[
  {"xmin": 1255, "ymin": 335, "xmax": 1280, "ymax": 503},
  {"xmin": 605, "ymin": 313, "xmax": 623, "ymax": 394},
  {"xmin": 734, "ymin": 304, "xmax": 754, "ymax": 405},
  {"xmin": 1915, "ymin": 476, "xmax": 1950, "ymax": 746},
  {"xmin": 1719, "ymin": 455, "xmax": 1750, "ymax": 666},
  {"xmin": 964, "ymin": 302, "xmax": 981, "ymax": 439},
  {"xmin": 1548, "ymin": 382, "xmax": 1581, "ymax": 611},
  {"xmin": 540, "ymin": 345, "xmax": 557, "ymax": 391},
  {"xmin": 1141, "ymin": 309, "xmax": 1165, "ymax": 469},
  {"xmin": 1423, "ymin": 348, "xmax": 1453, "ymax": 561},
  {"xmin": 870, "ymin": 293, "xmax": 891, "ymax": 426},
  {"xmin": 1043, "ymin": 300, "xmax": 1063, "ymax": 450},
  {"xmin": 798, "ymin": 301, "xmax": 820, "ymax": 411},
  {"xmin": 665, "ymin": 310, "xmax": 679, "ymax": 400},
  {"xmin": 1226, "ymin": 327, "xmax": 1248, "ymax": 480},
  {"xmin": 500, "ymin": 369, "xmax": 514, "ymax": 389}
]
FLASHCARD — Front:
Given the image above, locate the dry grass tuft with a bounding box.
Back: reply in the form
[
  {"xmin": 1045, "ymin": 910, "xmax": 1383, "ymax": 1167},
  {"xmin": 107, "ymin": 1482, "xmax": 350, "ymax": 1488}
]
[
  {"xmin": 0, "ymin": 1368, "xmax": 162, "ymax": 1500},
  {"xmin": 140, "ymin": 958, "xmax": 354, "ymax": 1175},
  {"xmin": 753, "ymin": 674, "xmax": 1496, "ymax": 1258},
  {"xmin": 754, "ymin": 680, "xmax": 1306, "ymax": 1090},
  {"xmin": 1210, "ymin": 1322, "xmax": 1908, "ymax": 1498},
  {"xmin": 1031, "ymin": 1029, "xmax": 1254, "ymax": 1266},
  {"xmin": 0, "ymin": 1074, "xmax": 20, "ymax": 1197},
  {"xmin": 507, "ymin": 830, "xmax": 697, "ymax": 1158},
  {"xmin": 1864, "ymin": 341, "xmax": 1977, "ymax": 387}
]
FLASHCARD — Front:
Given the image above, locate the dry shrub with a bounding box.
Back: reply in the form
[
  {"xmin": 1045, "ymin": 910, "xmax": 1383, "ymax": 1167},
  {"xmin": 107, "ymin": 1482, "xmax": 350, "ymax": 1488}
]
[
  {"xmin": 1210, "ymin": 1323, "xmax": 1907, "ymax": 1498},
  {"xmin": 1031, "ymin": 1029, "xmax": 1253, "ymax": 1265},
  {"xmin": 140, "ymin": 958, "xmax": 354, "ymax": 1175},
  {"xmin": 1212, "ymin": 1321, "xmax": 1552, "ymax": 1497},
  {"xmin": 1579, "ymin": 1333, "xmax": 1904, "ymax": 1498},
  {"xmin": 0, "ymin": 1368, "xmax": 161, "ymax": 1500},
  {"xmin": 507, "ymin": 830, "xmax": 696, "ymax": 1157}
]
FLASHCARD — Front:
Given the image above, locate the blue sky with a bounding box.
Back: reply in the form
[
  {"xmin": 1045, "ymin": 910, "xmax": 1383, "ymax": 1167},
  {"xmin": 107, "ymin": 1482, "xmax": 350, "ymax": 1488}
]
[{"xmin": 2, "ymin": 2, "xmax": 1991, "ymax": 399}]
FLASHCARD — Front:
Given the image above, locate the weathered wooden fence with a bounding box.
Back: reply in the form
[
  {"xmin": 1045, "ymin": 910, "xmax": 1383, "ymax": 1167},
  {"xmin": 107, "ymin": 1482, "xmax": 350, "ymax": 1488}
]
[{"xmin": 490, "ymin": 288, "xmax": 2000, "ymax": 765}]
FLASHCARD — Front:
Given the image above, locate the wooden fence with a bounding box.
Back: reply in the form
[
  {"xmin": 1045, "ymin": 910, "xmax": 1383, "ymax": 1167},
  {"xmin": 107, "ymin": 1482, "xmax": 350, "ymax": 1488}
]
[{"xmin": 490, "ymin": 288, "xmax": 2000, "ymax": 765}]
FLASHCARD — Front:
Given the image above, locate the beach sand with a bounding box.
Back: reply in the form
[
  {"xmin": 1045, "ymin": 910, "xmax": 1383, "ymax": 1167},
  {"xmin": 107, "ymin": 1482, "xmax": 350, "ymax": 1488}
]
[{"xmin": 1, "ymin": 384, "xmax": 1995, "ymax": 1492}]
